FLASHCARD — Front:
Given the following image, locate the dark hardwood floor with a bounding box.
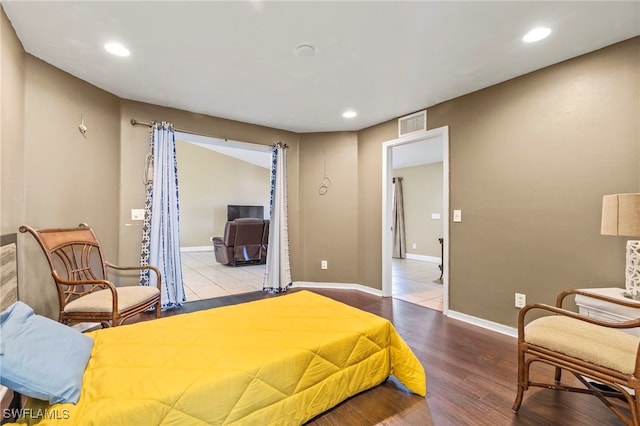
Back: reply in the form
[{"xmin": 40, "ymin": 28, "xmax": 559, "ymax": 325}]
[{"xmin": 137, "ymin": 288, "xmax": 625, "ymax": 425}]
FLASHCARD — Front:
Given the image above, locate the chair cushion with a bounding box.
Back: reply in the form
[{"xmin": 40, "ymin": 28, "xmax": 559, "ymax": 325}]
[
  {"xmin": 525, "ymin": 315, "xmax": 640, "ymax": 374},
  {"xmin": 0, "ymin": 301, "xmax": 93, "ymax": 404},
  {"xmin": 64, "ymin": 286, "xmax": 159, "ymax": 313}
]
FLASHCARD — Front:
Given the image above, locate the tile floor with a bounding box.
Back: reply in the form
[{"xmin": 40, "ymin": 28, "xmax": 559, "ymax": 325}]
[
  {"xmin": 181, "ymin": 251, "xmax": 266, "ymax": 301},
  {"xmin": 181, "ymin": 251, "xmax": 443, "ymax": 311},
  {"xmin": 391, "ymin": 258, "xmax": 443, "ymax": 311}
]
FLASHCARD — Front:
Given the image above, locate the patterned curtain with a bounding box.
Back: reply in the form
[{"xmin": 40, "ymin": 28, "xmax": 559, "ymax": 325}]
[
  {"xmin": 263, "ymin": 143, "xmax": 292, "ymax": 293},
  {"xmin": 140, "ymin": 121, "xmax": 185, "ymax": 309},
  {"xmin": 392, "ymin": 177, "xmax": 406, "ymax": 259}
]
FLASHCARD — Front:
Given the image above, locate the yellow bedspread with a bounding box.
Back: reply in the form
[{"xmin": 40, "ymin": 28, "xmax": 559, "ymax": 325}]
[{"xmin": 17, "ymin": 290, "xmax": 425, "ymax": 425}]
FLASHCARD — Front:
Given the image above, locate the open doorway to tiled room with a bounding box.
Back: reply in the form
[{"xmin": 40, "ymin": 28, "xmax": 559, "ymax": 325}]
[{"xmin": 392, "ymin": 258, "xmax": 443, "ymax": 311}]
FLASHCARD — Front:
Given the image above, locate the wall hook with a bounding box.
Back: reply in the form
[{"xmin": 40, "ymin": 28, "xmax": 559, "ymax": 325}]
[
  {"xmin": 319, "ymin": 154, "xmax": 331, "ymax": 195},
  {"xmin": 78, "ymin": 114, "xmax": 87, "ymax": 138}
]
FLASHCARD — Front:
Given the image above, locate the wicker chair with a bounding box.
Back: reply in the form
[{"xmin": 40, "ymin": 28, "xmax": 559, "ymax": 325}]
[
  {"xmin": 19, "ymin": 224, "xmax": 161, "ymax": 327},
  {"xmin": 513, "ymin": 289, "xmax": 640, "ymax": 425}
]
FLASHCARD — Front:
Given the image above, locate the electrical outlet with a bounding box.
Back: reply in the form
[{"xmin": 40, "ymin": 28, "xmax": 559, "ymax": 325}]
[
  {"xmin": 515, "ymin": 293, "xmax": 526, "ymax": 308},
  {"xmin": 412, "ymin": 243, "xmax": 417, "ymax": 249},
  {"xmin": 321, "ymin": 260, "xmax": 328, "ymax": 270}
]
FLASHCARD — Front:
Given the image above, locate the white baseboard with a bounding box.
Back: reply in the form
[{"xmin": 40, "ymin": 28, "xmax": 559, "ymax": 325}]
[
  {"xmin": 180, "ymin": 246, "xmax": 213, "ymax": 252},
  {"xmin": 447, "ymin": 310, "xmax": 517, "ymax": 338},
  {"xmin": 293, "ymin": 281, "xmax": 383, "ymax": 297},
  {"xmin": 405, "ymin": 253, "xmax": 440, "ymax": 263}
]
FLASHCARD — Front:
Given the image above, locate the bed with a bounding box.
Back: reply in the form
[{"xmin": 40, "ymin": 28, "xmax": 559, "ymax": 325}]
[{"xmin": 1, "ymin": 284, "xmax": 425, "ymax": 425}]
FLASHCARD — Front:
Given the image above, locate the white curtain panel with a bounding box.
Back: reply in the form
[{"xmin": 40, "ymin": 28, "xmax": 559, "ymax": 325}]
[
  {"xmin": 140, "ymin": 122, "xmax": 185, "ymax": 309},
  {"xmin": 263, "ymin": 143, "xmax": 292, "ymax": 293}
]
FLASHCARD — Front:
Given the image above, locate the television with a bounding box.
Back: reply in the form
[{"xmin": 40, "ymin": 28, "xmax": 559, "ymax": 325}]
[{"xmin": 227, "ymin": 205, "xmax": 264, "ymax": 221}]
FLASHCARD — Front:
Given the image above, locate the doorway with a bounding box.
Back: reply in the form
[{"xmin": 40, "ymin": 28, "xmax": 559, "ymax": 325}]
[
  {"xmin": 174, "ymin": 131, "xmax": 272, "ymax": 301},
  {"xmin": 382, "ymin": 126, "xmax": 449, "ymax": 314}
]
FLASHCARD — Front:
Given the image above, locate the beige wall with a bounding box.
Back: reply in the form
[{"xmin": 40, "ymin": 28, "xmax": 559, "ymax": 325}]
[
  {"xmin": 1, "ymin": 8, "xmax": 25, "ymax": 235},
  {"xmin": 356, "ymin": 121, "xmax": 397, "ymax": 290},
  {"xmin": 23, "ymin": 56, "xmax": 121, "ymax": 245},
  {"xmin": 298, "ymin": 132, "xmax": 359, "ymax": 283},
  {"xmin": 428, "ymin": 38, "xmax": 639, "ymax": 325},
  {"xmin": 393, "ymin": 162, "xmax": 444, "ymax": 258},
  {"xmin": 22, "ymin": 56, "xmax": 120, "ymax": 318},
  {"xmin": 175, "ymin": 141, "xmax": 270, "ymax": 247}
]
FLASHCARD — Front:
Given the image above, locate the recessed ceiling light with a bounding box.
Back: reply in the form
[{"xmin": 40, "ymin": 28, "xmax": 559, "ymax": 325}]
[
  {"xmin": 523, "ymin": 27, "xmax": 551, "ymax": 43},
  {"xmin": 104, "ymin": 42, "xmax": 130, "ymax": 57},
  {"xmin": 342, "ymin": 111, "xmax": 357, "ymax": 118}
]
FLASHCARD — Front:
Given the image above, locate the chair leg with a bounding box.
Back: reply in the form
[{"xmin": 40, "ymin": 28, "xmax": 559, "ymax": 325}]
[
  {"xmin": 512, "ymin": 386, "xmax": 525, "ymax": 413},
  {"xmin": 155, "ymin": 300, "xmax": 161, "ymax": 319},
  {"xmin": 512, "ymin": 345, "xmax": 526, "ymax": 413},
  {"xmin": 629, "ymin": 387, "xmax": 640, "ymax": 426}
]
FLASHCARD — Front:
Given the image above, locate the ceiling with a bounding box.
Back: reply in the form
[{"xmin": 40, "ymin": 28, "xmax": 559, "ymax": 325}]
[{"xmin": 2, "ymin": 1, "xmax": 639, "ymax": 135}]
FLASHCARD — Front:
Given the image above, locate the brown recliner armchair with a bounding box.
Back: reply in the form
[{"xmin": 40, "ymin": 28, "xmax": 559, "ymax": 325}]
[{"xmin": 212, "ymin": 218, "xmax": 269, "ymax": 266}]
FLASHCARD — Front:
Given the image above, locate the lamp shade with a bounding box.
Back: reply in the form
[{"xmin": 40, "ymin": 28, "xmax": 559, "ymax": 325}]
[{"xmin": 601, "ymin": 193, "xmax": 640, "ymax": 237}]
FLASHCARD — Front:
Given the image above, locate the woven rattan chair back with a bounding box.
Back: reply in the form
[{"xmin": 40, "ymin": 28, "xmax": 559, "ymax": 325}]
[{"xmin": 19, "ymin": 223, "xmax": 161, "ymax": 326}]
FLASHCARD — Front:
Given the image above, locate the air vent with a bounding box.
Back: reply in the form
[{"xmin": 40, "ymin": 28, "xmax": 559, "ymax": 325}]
[{"xmin": 398, "ymin": 110, "xmax": 427, "ymax": 137}]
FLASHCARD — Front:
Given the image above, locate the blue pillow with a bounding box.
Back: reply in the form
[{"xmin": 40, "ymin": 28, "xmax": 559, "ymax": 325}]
[{"xmin": 0, "ymin": 301, "xmax": 94, "ymax": 404}]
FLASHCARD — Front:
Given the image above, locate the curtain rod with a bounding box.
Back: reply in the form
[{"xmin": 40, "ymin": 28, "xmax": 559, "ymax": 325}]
[
  {"xmin": 130, "ymin": 118, "xmax": 288, "ymax": 149},
  {"xmin": 130, "ymin": 118, "xmax": 230, "ymax": 142}
]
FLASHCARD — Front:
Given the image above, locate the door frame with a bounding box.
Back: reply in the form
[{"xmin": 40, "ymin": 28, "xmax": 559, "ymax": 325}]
[{"xmin": 381, "ymin": 126, "xmax": 449, "ymax": 314}]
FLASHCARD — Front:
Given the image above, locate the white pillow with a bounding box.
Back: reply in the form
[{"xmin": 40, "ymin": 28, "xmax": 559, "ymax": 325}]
[{"xmin": 0, "ymin": 301, "xmax": 94, "ymax": 404}]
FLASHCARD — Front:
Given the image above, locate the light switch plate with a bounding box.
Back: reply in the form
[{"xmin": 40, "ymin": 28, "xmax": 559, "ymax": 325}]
[
  {"xmin": 453, "ymin": 210, "xmax": 462, "ymax": 222},
  {"xmin": 131, "ymin": 209, "xmax": 145, "ymax": 221}
]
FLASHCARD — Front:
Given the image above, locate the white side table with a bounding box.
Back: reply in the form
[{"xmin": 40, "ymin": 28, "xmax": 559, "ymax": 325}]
[{"xmin": 575, "ymin": 287, "xmax": 640, "ymax": 337}]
